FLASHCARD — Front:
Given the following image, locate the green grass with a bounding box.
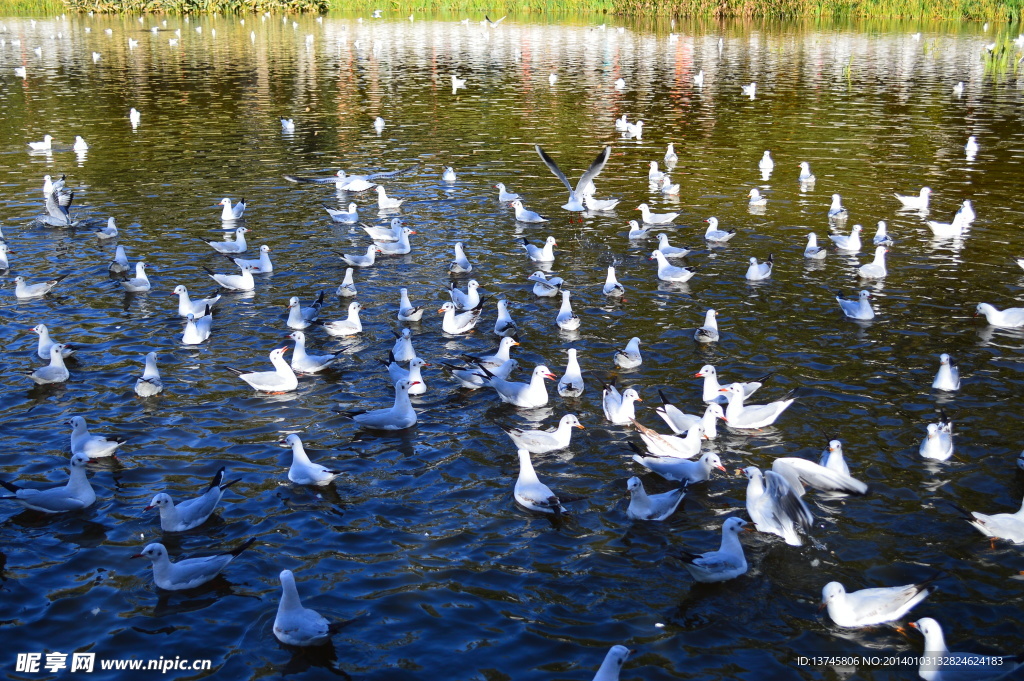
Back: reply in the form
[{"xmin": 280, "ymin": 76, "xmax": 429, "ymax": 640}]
[{"xmin": 0, "ymin": 0, "xmax": 65, "ymax": 13}]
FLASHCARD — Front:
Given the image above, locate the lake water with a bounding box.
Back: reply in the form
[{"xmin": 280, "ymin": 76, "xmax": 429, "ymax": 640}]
[{"xmin": 1, "ymin": 11, "xmax": 1023, "ymax": 680}]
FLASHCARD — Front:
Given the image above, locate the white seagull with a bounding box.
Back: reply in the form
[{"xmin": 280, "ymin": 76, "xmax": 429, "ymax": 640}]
[
  {"xmin": 631, "ymin": 450, "xmax": 726, "ymax": 486},
  {"xmin": 744, "ymin": 254, "xmax": 773, "ymax": 281},
  {"xmin": 858, "ymin": 246, "xmax": 888, "ymax": 279},
  {"xmin": 650, "ymin": 250, "xmax": 696, "ymax": 282},
  {"xmin": 528, "ymin": 271, "xmax": 563, "ymax": 297},
  {"xmin": 391, "ymin": 328, "xmax": 418, "ymax": 362},
  {"xmin": 218, "ymin": 197, "xmax": 246, "ymax": 221},
  {"xmin": 289, "ymin": 331, "xmax": 341, "ymax": 374},
  {"xmin": 535, "ymin": 145, "xmax": 611, "ymax": 211},
  {"xmin": 494, "ymin": 183, "xmax": 520, "ymax": 202},
  {"xmin": 656, "ymin": 233, "xmax": 690, "ymax": 258},
  {"xmin": 274, "ymin": 569, "xmax": 332, "ymax": 647},
  {"xmin": 504, "ymin": 414, "xmax": 583, "ymax": 453},
  {"xmin": 135, "ymin": 352, "xmax": 163, "ymax": 397},
  {"xmin": 284, "ymin": 434, "xmax": 341, "ymax": 485},
  {"xmin": 226, "ymin": 347, "xmax": 298, "ymax": 392},
  {"xmin": 556, "ymin": 290, "xmax": 580, "ymax": 330},
  {"xmin": 31, "ymin": 323, "xmax": 74, "ymax": 360},
  {"xmin": 837, "ymin": 290, "xmax": 875, "ymax": 320},
  {"xmin": 719, "ymin": 384, "xmax": 794, "ymax": 429},
  {"xmin": 829, "ymin": 224, "xmax": 862, "ymax": 251},
  {"xmin": 205, "ymin": 264, "xmax": 257, "ymax": 291},
  {"xmin": 557, "ymin": 348, "xmax": 584, "ymax": 397},
  {"xmin": 173, "ymin": 285, "xmax": 220, "ymax": 317},
  {"xmin": 286, "ymin": 291, "xmax": 324, "ymax": 329},
  {"xmin": 337, "ymin": 268, "xmax": 357, "ymax": 298},
  {"xmin": 398, "ymin": 288, "xmax": 424, "ymax": 323},
  {"xmin": 514, "ymin": 448, "xmax": 573, "ymax": 515},
  {"xmin": 975, "ymin": 302, "xmax": 1024, "ymax": 328},
  {"xmin": 743, "ymin": 466, "xmax": 813, "ymax": 546},
  {"xmin": 919, "ymin": 417, "xmax": 954, "ymax": 461},
  {"xmin": 449, "ymin": 242, "xmax": 473, "ymax": 274},
  {"xmin": 133, "ymin": 538, "xmax": 255, "ymax": 591},
  {"xmin": 182, "ymin": 311, "xmax": 214, "ymax": 345},
  {"xmin": 375, "ymin": 185, "xmax": 404, "ymax": 210},
  {"xmin": 694, "ymin": 365, "xmax": 766, "ymax": 403},
  {"xmin": 804, "ymin": 233, "xmax": 828, "ymax": 259},
  {"xmin": 340, "ymin": 245, "xmax": 378, "ymax": 268},
  {"xmin": 895, "ymin": 186, "xmax": 931, "ymax": 210},
  {"xmin": 29, "ymin": 344, "xmax": 71, "ymax": 384},
  {"xmin": 704, "ymin": 217, "xmax": 736, "ymax": 242},
  {"xmin": 0, "ymin": 453, "xmax": 94, "ymax": 513},
  {"xmin": 341, "ymin": 380, "xmax": 419, "ymax": 430},
  {"xmin": 908, "ymin": 618, "xmax": 1024, "ymax": 681},
  {"xmin": 439, "ymin": 301, "xmax": 484, "ymax": 334},
  {"xmin": 932, "ymin": 353, "xmax": 960, "ymax": 391},
  {"xmin": 494, "ymin": 299, "xmax": 518, "ymax": 337},
  {"xmin": 510, "ymin": 199, "xmax": 548, "ymax": 223},
  {"xmin": 602, "ymin": 266, "xmax": 625, "ymax": 296},
  {"xmin": 146, "ymin": 467, "xmax": 240, "ymax": 531},
  {"xmin": 626, "ymin": 476, "xmax": 686, "ymax": 521},
  {"xmin": 694, "ymin": 309, "xmax": 720, "ymax": 343},
  {"xmin": 614, "ymin": 337, "xmax": 642, "ymax": 369},
  {"xmin": 15, "ymin": 274, "xmax": 68, "ymax": 299},
  {"xmin": 821, "ymin": 578, "xmax": 936, "ymax": 627},
  {"xmin": 323, "ymin": 302, "xmax": 363, "ymax": 336},
  {"xmin": 121, "ymin": 262, "xmax": 151, "ymax": 292},
  {"xmin": 522, "ymin": 236, "xmax": 557, "ymax": 262},
  {"xmin": 450, "ymin": 280, "xmax": 481, "ymax": 310},
  {"xmin": 637, "ymin": 203, "xmax": 678, "ymax": 224},
  {"xmin": 323, "ymin": 203, "xmax": 359, "ymax": 223},
  {"xmin": 675, "ymin": 517, "xmax": 751, "ymax": 583},
  {"xmin": 478, "ymin": 365, "xmax": 554, "ymax": 409},
  {"xmin": 960, "ymin": 493, "xmax": 1024, "ymax": 544},
  {"xmin": 602, "ymin": 382, "xmax": 642, "ymax": 425},
  {"xmin": 592, "ymin": 645, "xmax": 632, "ymax": 681}
]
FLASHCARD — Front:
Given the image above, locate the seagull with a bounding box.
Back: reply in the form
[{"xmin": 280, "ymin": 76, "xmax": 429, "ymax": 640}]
[
  {"xmin": 873, "ymin": 221, "xmax": 893, "ymax": 246},
  {"xmin": 837, "ymin": 290, "xmax": 875, "ymax": 320},
  {"xmin": 656, "ymin": 233, "xmax": 690, "ymax": 257},
  {"xmin": 324, "ymin": 203, "xmax": 359, "ymax": 223},
  {"xmin": 821, "ymin": 579, "xmax": 936, "ymax": 627},
  {"xmin": 29, "ymin": 344, "xmax": 71, "ymax": 384},
  {"xmin": 614, "ymin": 114, "xmax": 629, "ymax": 131},
  {"xmin": 375, "ymin": 185, "xmax": 405, "ymax": 210},
  {"xmin": 15, "ymin": 66, "xmax": 27, "ymax": 79},
  {"xmin": 451, "ymin": 74, "xmax": 466, "ymax": 88},
  {"xmin": 798, "ymin": 161, "xmax": 816, "ymax": 183},
  {"xmin": 528, "ymin": 271, "xmax": 563, "ymax": 297},
  {"xmin": 556, "ymin": 290, "xmax": 580, "ymax": 330},
  {"xmin": 804, "ymin": 233, "xmax": 828, "ymax": 259},
  {"xmin": 450, "ymin": 279, "xmax": 481, "ymax": 310},
  {"xmin": 932, "ymin": 353, "xmax": 960, "ymax": 391},
  {"xmin": 514, "ymin": 448, "xmax": 573, "ymax": 515},
  {"xmin": 0, "ymin": 453, "xmax": 94, "ymax": 513},
  {"xmin": 336, "ymin": 268, "xmax": 357, "ymax": 298},
  {"xmin": 759, "ymin": 151, "xmax": 774, "ymax": 170},
  {"xmin": 449, "ymin": 242, "xmax": 473, "ymax": 274},
  {"xmin": 591, "ymin": 646, "xmax": 633, "ymax": 681},
  {"xmin": 704, "ymin": 217, "xmax": 736, "ymax": 242},
  {"xmin": 522, "ymin": 237, "xmax": 557, "ymax": 262},
  {"xmin": 323, "ymin": 302, "xmax": 363, "ymax": 336},
  {"xmin": 205, "ymin": 264, "xmax": 257, "ymax": 291},
  {"xmin": 693, "ymin": 69, "xmax": 705, "ymax": 86},
  {"xmin": 720, "ymin": 384, "xmax": 794, "ymax": 429},
  {"xmin": 975, "ymin": 302, "xmax": 1024, "ymax": 328},
  {"xmin": 926, "ymin": 213, "xmax": 967, "ymax": 238},
  {"xmin": 130, "ymin": 108, "xmax": 141, "ymax": 127},
  {"xmin": 361, "ymin": 218, "xmax": 403, "ymax": 242},
  {"xmin": 281, "ymin": 118, "xmax": 295, "ymax": 133},
  {"xmin": 477, "ymin": 364, "xmax": 554, "ymax": 409},
  {"xmin": 624, "ymin": 120, "xmax": 644, "ymax": 138},
  {"xmin": 602, "ymin": 266, "xmax": 625, "ymax": 296},
  {"xmin": 397, "ymin": 288, "xmax": 424, "ymax": 323},
  {"xmin": 694, "ymin": 366, "xmax": 767, "ymax": 404},
  {"xmin": 28, "ymin": 134, "xmax": 53, "ymax": 151},
  {"xmin": 226, "ymin": 347, "xmax": 297, "ymax": 392},
  {"xmin": 659, "ymin": 175, "xmax": 681, "ymax": 195},
  {"xmin": 146, "ymin": 467, "xmax": 240, "ymax": 531},
  {"xmin": 133, "ymin": 538, "xmax": 255, "ymax": 591},
  {"xmin": 650, "ymin": 250, "xmax": 696, "ymax": 282},
  {"xmin": 441, "ymin": 166, "xmax": 456, "ymax": 183},
  {"xmin": 771, "ymin": 456, "xmax": 869, "ymax": 496},
  {"xmin": 675, "ymin": 517, "xmax": 750, "ymax": 583},
  {"xmin": 282, "ymin": 434, "xmax": 341, "ymax": 485},
  {"xmin": 959, "ymin": 493, "xmax": 1024, "ymax": 544},
  {"xmin": 907, "ymin": 618, "xmax": 1024, "ymax": 681},
  {"xmin": 204, "ymin": 226, "xmax": 249, "ymax": 254},
  {"xmin": 952, "ymin": 81, "xmax": 964, "ymax": 95},
  {"xmin": 648, "ymin": 161, "xmax": 667, "ymax": 184},
  {"xmin": 694, "ymin": 309, "xmax": 719, "ymax": 343},
  {"xmin": 95, "ymin": 217, "xmax": 119, "ymax": 239},
  {"xmin": 582, "ymin": 191, "xmax": 620, "ymax": 212},
  {"xmin": 391, "ymin": 328, "xmax": 417, "ymax": 362},
  {"xmin": 664, "ymin": 143, "xmax": 678, "ymax": 168},
  {"xmin": 626, "ymin": 477, "xmax": 686, "ymax": 521},
  {"xmin": 14, "ymin": 274, "xmax": 68, "ymax": 298},
  {"xmin": 135, "ymin": 352, "xmax": 163, "ymax": 397},
  {"xmin": 820, "ymin": 440, "xmax": 852, "ymax": 476},
  {"xmin": 919, "ymin": 417, "xmax": 954, "ymax": 461},
  {"xmin": 381, "ymin": 355, "xmax": 428, "ymax": 395},
  {"xmin": 374, "ymin": 116, "xmax": 385, "ymax": 132},
  {"xmin": 31, "ymin": 323, "xmax": 74, "ymax": 360},
  {"xmin": 284, "ymin": 167, "xmax": 405, "ymax": 191},
  {"xmin": 747, "ymin": 188, "xmax": 767, "ymax": 206},
  {"xmin": 504, "ymin": 414, "xmax": 583, "ymax": 453},
  {"xmin": 121, "ymin": 262, "xmax": 151, "ymax": 292},
  {"xmin": 182, "ymin": 310, "xmax": 214, "ymax": 345},
  {"xmin": 744, "ymin": 255, "xmax": 773, "ymax": 281},
  {"xmin": 439, "ymin": 301, "xmax": 484, "ymax": 334},
  {"xmin": 742, "ymin": 466, "xmax": 813, "ymax": 546},
  {"xmin": 375, "ymin": 227, "xmax": 416, "ymax": 255},
  {"xmin": 602, "ymin": 381, "xmax": 642, "ymax": 424},
  {"xmin": 614, "ymin": 337, "xmax": 642, "ymax": 369},
  {"xmin": 337, "ymin": 244, "xmax": 380, "ymax": 269},
  {"xmin": 956, "ymin": 199, "xmax": 976, "ymax": 224},
  {"xmin": 464, "ymin": 337, "xmax": 518, "ymax": 370},
  {"xmin": 495, "ymin": 183, "xmax": 520, "ymax": 202},
  {"xmin": 274, "ymin": 569, "xmax": 332, "ymax": 647},
  {"xmin": 742, "ymin": 82, "xmax": 757, "ymax": 97},
  {"xmin": 828, "ymin": 195, "xmax": 849, "ymax": 221},
  {"xmin": 0, "ymin": 243, "xmax": 10, "ymax": 270},
  {"xmin": 614, "ymin": 77, "xmax": 626, "ymax": 90},
  {"xmin": 535, "ymin": 145, "xmax": 611, "ymax": 211},
  {"xmin": 340, "ymin": 379, "xmax": 419, "ymax": 430},
  {"xmin": 40, "ymin": 188, "xmax": 75, "ymax": 227},
  {"xmin": 219, "ymin": 197, "xmax": 246, "ymax": 221},
  {"xmin": 289, "ymin": 331, "xmax": 340, "ymax": 374},
  {"xmin": 494, "ymin": 299, "xmax": 518, "ymax": 337},
  {"xmin": 637, "ymin": 203, "xmax": 678, "ymax": 224},
  {"xmin": 173, "ymin": 286, "xmax": 220, "ymax": 318},
  {"xmin": 510, "ymin": 199, "xmax": 548, "ymax": 223},
  {"xmin": 858, "ymin": 246, "xmax": 888, "ymax": 279},
  {"xmin": 895, "ymin": 187, "xmax": 931, "ymax": 210},
  {"xmin": 231, "ymin": 244, "xmax": 273, "ymax": 272},
  {"xmin": 558, "ymin": 348, "xmax": 584, "ymax": 397},
  {"xmin": 965, "ymin": 135, "xmax": 979, "ymax": 156},
  {"xmin": 73, "ymin": 136, "xmax": 88, "ymax": 151}
]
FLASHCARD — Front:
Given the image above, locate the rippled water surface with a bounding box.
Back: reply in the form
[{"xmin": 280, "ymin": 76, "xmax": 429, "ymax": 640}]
[{"xmin": 1, "ymin": 12, "xmax": 1023, "ymax": 680}]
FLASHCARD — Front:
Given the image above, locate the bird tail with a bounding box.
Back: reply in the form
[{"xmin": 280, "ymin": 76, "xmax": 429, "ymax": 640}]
[
  {"xmin": 0, "ymin": 479, "xmax": 22, "ymax": 493},
  {"xmin": 226, "ymin": 537, "xmax": 258, "ymax": 557},
  {"xmin": 223, "ymin": 366, "xmax": 244, "ymax": 376}
]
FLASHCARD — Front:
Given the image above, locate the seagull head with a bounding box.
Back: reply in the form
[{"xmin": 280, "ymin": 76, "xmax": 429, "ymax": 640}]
[
  {"xmin": 132, "ymin": 543, "xmax": 169, "ymax": 562},
  {"xmin": 145, "ymin": 492, "xmax": 172, "ymax": 511}
]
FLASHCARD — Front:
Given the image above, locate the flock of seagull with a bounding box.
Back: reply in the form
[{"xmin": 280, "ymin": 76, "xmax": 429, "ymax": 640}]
[{"xmin": 4, "ymin": 15, "xmax": 1024, "ymax": 681}]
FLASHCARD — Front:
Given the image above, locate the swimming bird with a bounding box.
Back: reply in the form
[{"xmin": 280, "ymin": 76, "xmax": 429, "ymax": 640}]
[
  {"xmin": 391, "ymin": 328, "xmax": 418, "ymax": 362},
  {"xmin": 759, "ymin": 150, "xmax": 774, "ymax": 170},
  {"xmin": 591, "ymin": 645, "xmax": 632, "ymax": 681},
  {"xmin": 655, "ymin": 233, "xmax": 690, "ymax": 258},
  {"xmin": 219, "ymin": 197, "xmax": 246, "ymax": 221},
  {"xmin": 675, "ymin": 517, "xmax": 750, "ymax": 582},
  {"xmin": 280, "ymin": 118, "xmax": 294, "ymax": 133},
  {"xmin": 336, "ymin": 268, "xmax": 357, "ymax": 298},
  {"xmin": 965, "ymin": 135, "xmax": 979, "ymax": 156},
  {"xmin": 15, "ymin": 274, "xmax": 68, "ymax": 299},
  {"xmin": 744, "ymin": 254, "xmax": 773, "ymax": 281},
  {"xmin": 720, "ymin": 384, "xmax": 794, "ymax": 429},
  {"xmin": 626, "ymin": 477, "xmax": 686, "ymax": 521},
  {"xmin": 747, "ymin": 188, "xmax": 767, "ymax": 206},
  {"xmin": 694, "ymin": 366, "xmax": 767, "ymax": 403},
  {"xmin": 956, "ymin": 199, "xmax": 976, "ymax": 224},
  {"xmin": 742, "ymin": 466, "xmax": 813, "ymax": 545},
  {"xmin": 361, "ymin": 218, "xmax": 403, "ymax": 242},
  {"xmin": 205, "ymin": 264, "xmax": 257, "ymax": 291},
  {"xmin": 73, "ymin": 136, "xmax": 88, "ymax": 151},
  {"xmin": 95, "ymin": 217, "xmax": 119, "ymax": 239},
  {"xmin": 375, "ymin": 226, "xmax": 416, "ymax": 255},
  {"xmin": 522, "ymin": 237, "xmax": 557, "ymax": 262},
  {"xmin": 146, "ymin": 468, "xmax": 240, "ymax": 531},
  {"xmin": 514, "ymin": 448, "xmax": 572, "ymax": 515},
  {"xmin": 375, "ymin": 185, "xmax": 404, "ymax": 209},
  {"xmin": 283, "ymin": 434, "xmax": 341, "ymax": 485},
  {"xmin": 637, "ymin": 203, "xmax": 677, "ymax": 225},
  {"xmin": 31, "ymin": 323, "xmax": 74, "ymax": 360},
  {"xmin": 804, "ymin": 233, "xmax": 828, "ymax": 259},
  {"xmin": 602, "ymin": 266, "xmax": 625, "ymax": 296},
  {"xmin": 323, "ymin": 302, "xmax": 363, "ymax": 336},
  {"xmin": 614, "ymin": 114, "xmax": 629, "ymax": 131},
  {"xmin": 182, "ymin": 310, "xmax": 214, "ymax": 345},
  {"xmin": 133, "ymin": 539, "xmax": 255, "ymax": 591},
  {"xmin": 895, "ymin": 186, "xmax": 931, "ymax": 210},
  {"xmin": 527, "ymin": 271, "xmax": 563, "ymax": 297},
  {"xmin": 624, "ymin": 120, "xmax": 644, "ymax": 138},
  {"xmin": 798, "ymin": 161, "xmax": 816, "ymax": 183},
  {"xmin": 231, "ymin": 244, "xmax": 273, "ymax": 273},
  {"xmin": 614, "ymin": 337, "xmax": 642, "ymax": 369},
  {"xmin": 648, "ymin": 161, "xmax": 667, "ymax": 184},
  {"xmin": 693, "ymin": 309, "xmax": 720, "ymax": 343},
  {"xmin": 40, "ymin": 187, "xmax": 75, "ymax": 227},
  {"xmin": 858, "ymin": 246, "xmax": 888, "ymax": 279},
  {"xmin": 693, "ymin": 69, "xmax": 705, "ymax": 86},
  {"xmin": 952, "ymin": 81, "xmax": 964, "ymax": 96},
  {"xmin": 323, "ymin": 202, "xmax": 359, "ymax": 223},
  {"xmin": 448, "ymin": 242, "xmax": 473, "ymax": 274},
  {"xmin": 69, "ymin": 416, "xmax": 125, "ymax": 458},
  {"xmin": 135, "ymin": 352, "xmax": 163, "ymax": 397},
  {"xmin": 339, "ymin": 245, "xmax": 378, "ymax": 269},
  {"xmin": 444, "ymin": 357, "xmax": 518, "ymax": 390},
  {"xmin": 440, "ymin": 301, "xmax": 484, "ymax": 334},
  {"xmin": 919, "ymin": 417, "xmax": 954, "ymax": 461},
  {"xmin": 173, "ymin": 286, "xmax": 220, "ymax": 318},
  {"xmin": 495, "ymin": 183, "xmax": 520, "ymax": 202},
  {"xmin": 658, "ymin": 175, "xmax": 681, "ymax": 195},
  {"xmin": 926, "ymin": 213, "xmax": 967, "ymax": 238},
  {"xmin": 0, "ymin": 453, "xmax": 94, "ymax": 513},
  {"xmin": 704, "ymin": 217, "xmax": 736, "ymax": 242},
  {"xmin": 478, "ymin": 364, "xmax": 554, "ymax": 409},
  {"xmin": 130, "ymin": 108, "xmax": 141, "ymax": 127},
  {"xmin": 288, "ymin": 331, "xmax": 340, "ymax": 374},
  {"xmin": 535, "ymin": 145, "xmax": 611, "ymax": 211},
  {"xmin": 204, "ymin": 226, "xmax": 248, "ymax": 254},
  {"xmin": 631, "ymin": 447, "xmax": 724, "ymax": 484},
  {"xmin": 381, "ymin": 355, "xmax": 428, "ymax": 395},
  {"xmin": 1, "ymin": 242, "xmax": 15, "ymax": 269},
  {"xmin": 373, "ymin": 116, "xmax": 385, "ymax": 132},
  {"xmin": 602, "ymin": 381, "xmax": 642, "ymax": 424},
  {"xmin": 441, "ymin": 166, "xmax": 456, "ymax": 183},
  {"xmin": 837, "ymin": 290, "xmax": 874, "ymax": 320},
  {"xmin": 341, "ymin": 379, "xmax": 419, "ymax": 430},
  {"xmin": 557, "ymin": 348, "xmax": 584, "ymax": 397},
  {"xmin": 582, "ymin": 190, "xmax": 621, "ymax": 212},
  {"xmin": 821, "ymin": 579, "xmax": 936, "ymax": 627},
  {"xmin": 650, "ymin": 250, "xmax": 696, "ymax": 282},
  {"xmin": 451, "ymin": 74, "xmax": 466, "ymax": 89},
  {"xmin": 274, "ymin": 569, "xmax": 332, "ymax": 646},
  {"xmin": 450, "ymin": 279, "xmax": 481, "ymax": 310},
  {"xmin": 28, "ymin": 134, "xmax": 53, "ymax": 151},
  {"xmin": 494, "ymin": 299, "xmax": 517, "ymax": 337},
  {"xmin": 975, "ymin": 302, "xmax": 1024, "ymax": 328},
  {"xmin": 555, "ymin": 290, "xmax": 580, "ymax": 330},
  {"xmin": 504, "ymin": 414, "xmax": 583, "ymax": 453},
  {"xmin": 960, "ymin": 493, "xmax": 1024, "ymax": 544},
  {"xmin": 742, "ymin": 82, "xmax": 756, "ymax": 97},
  {"xmin": 664, "ymin": 143, "xmax": 678, "ymax": 167},
  {"xmin": 627, "ymin": 220, "xmax": 652, "ymax": 239},
  {"xmin": 873, "ymin": 221, "xmax": 893, "ymax": 246},
  {"xmin": 226, "ymin": 347, "xmax": 297, "ymax": 392},
  {"xmin": 907, "ymin": 618, "xmax": 1024, "ymax": 681},
  {"xmin": 285, "ymin": 165, "xmax": 418, "ymax": 191},
  {"xmin": 121, "ymin": 262, "xmax": 151, "ymax": 292},
  {"xmin": 828, "ymin": 195, "xmax": 849, "ymax": 221},
  {"xmin": 29, "ymin": 344, "xmax": 71, "ymax": 384},
  {"xmin": 820, "ymin": 440, "xmax": 852, "ymax": 476},
  {"xmin": 397, "ymin": 288, "xmax": 424, "ymax": 323},
  {"xmin": 614, "ymin": 77, "xmax": 626, "ymax": 90},
  {"xmin": 465, "ymin": 337, "xmax": 519, "ymax": 370},
  {"xmin": 932, "ymin": 353, "xmax": 960, "ymax": 391},
  {"xmin": 510, "ymin": 199, "xmax": 548, "ymax": 223}
]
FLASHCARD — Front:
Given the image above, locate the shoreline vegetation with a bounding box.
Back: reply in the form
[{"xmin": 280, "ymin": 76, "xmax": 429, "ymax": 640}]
[{"xmin": 0, "ymin": 0, "xmax": 1021, "ymax": 22}]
